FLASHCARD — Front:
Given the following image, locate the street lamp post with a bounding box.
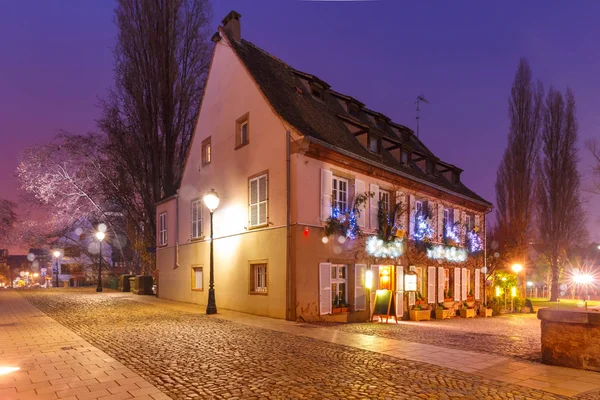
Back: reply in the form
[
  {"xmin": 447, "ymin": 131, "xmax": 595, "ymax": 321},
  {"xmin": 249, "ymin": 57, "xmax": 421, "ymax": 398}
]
[
  {"xmin": 203, "ymin": 189, "xmax": 220, "ymax": 315},
  {"xmin": 96, "ymin": 230, "xmax": 105, "ymax": 292},
  {"xmin": 53, "ymin": 250, "xmax": 61, "ymax": 289},
  {"xmin": 512, "ymin": 263, "xmax": 523, "ymax": 297}
]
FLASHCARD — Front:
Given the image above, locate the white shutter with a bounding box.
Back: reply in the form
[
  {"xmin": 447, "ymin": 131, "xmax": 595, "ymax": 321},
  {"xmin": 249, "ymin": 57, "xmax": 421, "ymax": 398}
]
[
  {"xmin": 258, "ymin": 175, "xmax": 268, "ymax": 225},
  {"xmin": 437, "ymin": 267, "xmax": 445, "ymax": 303},
  {"xmin": 475, "ymin": 269, "xmax": 481, "ymax": 300},
  {"xmin": 460, "ymin": 210, "xmax": 467, "ymax": 241},
  {"xmin": 408, "ymin": 195, "xmax": 415, "ymax": 237},
  {"xmin": 437, "ymin": 203, "xmax": 444, "ymax": 242},
  {"xmin": 369, "ymin": 183, "xmax": 379, "ymax": 230},
  {"xmin": 454, "ymin": 267, "xmax": 461, "ymax": 301},
  {"xmin": 355, "ymin": 180, "xmax": 366, "ymax": 228},
  {"xmin": 370, "ymin": 265, "xmax": 380, "ymax": 307},
  {"xmin": 249, "ymin": 178, "xmax": 258, "ymax": 227},
  {"xmin": 475, "ymin": 214, "xmax": 481, "ymax": 230},
  {"xmin": 395, "ymin": 266, "xmax": 404, "ymax": 317},
  {"xmin": 461, "ymin": 268, "xmax": 468, "ymax": 300},
  {"xmin": 427, "ymin": 266, "xmax": 436, "ymax": 304},
  {"xmin": 355, "ymin": 264, "xmax": 367, "ymax": 311},
  {"xmin": 320, "ymin": 169, "xmax": 333, "ymax": 221},
  {"xmin": 319, "ymin": 263, "xmax": 332, "ymax": 315},
  {"xmin": 408, "ymin": 266, "xmax": 416, "ymax": 306}
]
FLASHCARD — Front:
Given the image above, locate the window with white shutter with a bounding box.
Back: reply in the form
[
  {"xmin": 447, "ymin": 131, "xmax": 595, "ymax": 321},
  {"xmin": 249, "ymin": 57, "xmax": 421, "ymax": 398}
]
[
  {"xmin": 427, "ymin": 266, "xmax": 436, "ymax": 304},
  {"xmin": 408, "ymin": 266, "xmax": 416, "ymax": 306},
  {"xmin": 369, "ymin": 183, "xmax": 380, "ymax": 229},
  {"xmin": 454, "ymin": 267, "xmax": 461, "ymax": 301},
  {"xmin": 355, "ymin": 180, "xmax": 366, "ymax": 228},
  {"xmin": 332, "ymin": 176, "xmax": 349, "ymax": 212},
  {"xmin": 191, "ymin": 199, "xmax": 202, "ymax": 239},
  {"xmin": 461, "ymin": 268, "xmax": 468, "ymax": 300},
  {"xmin": 319, "ymin": 263, "xmax": 332, "ymax": 315},
  {"xmin": 158, "ymin": 213, "xmax": 167, "ymax": 246},
  {"xmin": 475, "ymin": 269, "xmax": 481, "ymax": 300},
  {"xmin": 249, "ymin": 174, "xmax": 268, "ymax": 228},
  {"xmin": 437, "ymin": 267, "xmax": 445, "ymax": 303},
  {"xmin": 355, "ymin": 264, "xmax": 367, "ymax": 311}
]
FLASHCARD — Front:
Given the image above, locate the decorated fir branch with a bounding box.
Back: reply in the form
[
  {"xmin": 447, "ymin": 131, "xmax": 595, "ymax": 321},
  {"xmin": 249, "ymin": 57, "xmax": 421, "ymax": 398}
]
[
  {"xmin": 412, "ymin": 203, "xmax": 434, "ymax": 243},
  {"xmin": 323, "ymin": 192, "xmax": 372, "ymax": 240}
]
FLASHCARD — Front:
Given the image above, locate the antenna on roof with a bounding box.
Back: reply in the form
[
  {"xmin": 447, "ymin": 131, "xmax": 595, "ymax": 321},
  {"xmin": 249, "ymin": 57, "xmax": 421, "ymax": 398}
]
[{"xmin": 415, "ymin": 95, "xmax": 429, "ymax": 138}]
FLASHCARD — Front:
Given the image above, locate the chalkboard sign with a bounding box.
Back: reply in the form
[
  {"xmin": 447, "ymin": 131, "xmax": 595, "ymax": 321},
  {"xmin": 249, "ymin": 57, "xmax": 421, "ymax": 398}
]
[{"xmin": 371, "ymin": 290, "xmax": 397, "ymax": 323}]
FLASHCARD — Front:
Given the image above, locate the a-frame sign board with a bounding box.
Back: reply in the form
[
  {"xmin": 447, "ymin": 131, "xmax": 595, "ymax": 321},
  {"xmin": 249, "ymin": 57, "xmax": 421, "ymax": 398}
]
[{"xmin": 370, "ymin": 289, "xmax": 398, "ymax": 323}]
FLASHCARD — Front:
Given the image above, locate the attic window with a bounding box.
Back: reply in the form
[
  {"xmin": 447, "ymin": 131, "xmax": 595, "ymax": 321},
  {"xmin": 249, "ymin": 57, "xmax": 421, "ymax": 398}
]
[
  {"xmin": 368, "ymin": 135, "xmax": 380, "ymax": 154},
  {"xmin": 401, "ymin": 150, "xmax": 410, "ymax": 165},
  {"xmin": 452, "ymin": 171, "xmax": 460, "ymax": 185},
  {"xmin": 426, "ymin": 159, "xmax": 435, "ymax": 175},
  {"xmin": 311, "ymin": 84, "xmax": 324, "ymax": 100},
  {"xmin": 348, "ymin": 103, "xmax": 360, "ymax": 118},
  {"xmin": 377, "ymin": 118, "xmax": 387, "ymax": 131}
]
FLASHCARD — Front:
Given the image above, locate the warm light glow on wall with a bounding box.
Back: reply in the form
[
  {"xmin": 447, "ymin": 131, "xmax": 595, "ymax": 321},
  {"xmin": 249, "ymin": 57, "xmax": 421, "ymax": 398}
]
[
  {"xmin": 511, "ymin": 287, "xmax": 517, "ymax": 297},
  {"xmin": 495, "ymin": 286, "xmax": 501, "ymax": 296},
  {"xmin": 365, "ymin": 270, "xmax": 373, "ymax": 289},
  {"xmin": 0, "ymin": 367, "xmax": 19, "ymax": 376}
]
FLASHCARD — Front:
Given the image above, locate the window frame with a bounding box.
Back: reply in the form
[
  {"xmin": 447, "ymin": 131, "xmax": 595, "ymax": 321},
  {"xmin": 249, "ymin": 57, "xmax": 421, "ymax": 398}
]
[
  {"xmin": 248, "ymin": 172, "xmax": 269, "ymax": 229},
  {"xmin": 201, "ymin": 137, "xmax": 211, "ymax": 166},
  {"xmin": 158, "ymin": 212, "xmax": 167, "ymax": 246},
  {"xmin": 331, "ymin": 264, "xmax": 348, "ymax": 306},
  {"xmin": 379, "ymin": 190, "xmax": 390, "ymax": 213},
  {"xmin": 190, "ymin": 199, "xmax": 203, "ymax": 240},
  {"xmin": 368, "ymin": 134, "xmax": 380, "ymax": 154},
  {"xmin": 465, "ymin": 214, "xmax": 473, "ymax": 232},
  {"xmin": 332, "ymin": 176, "xmax": 349, "ymax": 212},
  {"xmin": 249, "ymin": 260, "xmax": 268, "ymax": 295},
  {"xmin": 235, "ymin": 113, "xmax": 250, "ymax": 149},
  {"xmin": 191, "ymin": 266, "xmax": 203, "ymax": 292}
]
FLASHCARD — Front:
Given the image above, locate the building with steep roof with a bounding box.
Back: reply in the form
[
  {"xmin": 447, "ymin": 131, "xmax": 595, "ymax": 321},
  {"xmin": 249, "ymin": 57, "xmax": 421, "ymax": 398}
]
[{"xmin": 156, "ymin": 11, "xmax": 492, "ymax": 321}]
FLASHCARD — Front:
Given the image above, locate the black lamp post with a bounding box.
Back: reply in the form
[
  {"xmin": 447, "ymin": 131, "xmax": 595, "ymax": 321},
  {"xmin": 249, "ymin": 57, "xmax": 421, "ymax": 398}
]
[
  {"xmin": 203, "ymin": 189, "xmax": 220, "ymax": 314},
  {"xmin": 53, "ymin": 250, "xmax": 61, "ymax": 288},
  {"xmin": 96, "ymin": 230, "xmax": 105, "ymax": 292}
]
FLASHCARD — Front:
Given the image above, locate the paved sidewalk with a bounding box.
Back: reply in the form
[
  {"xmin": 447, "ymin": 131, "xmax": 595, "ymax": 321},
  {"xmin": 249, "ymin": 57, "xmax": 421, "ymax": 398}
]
[
  {"xmin": 0, "ymin": 290, "xmax": 168, "ymax": 400},
  {"xmin": 123, "ymin": 292, "xmax": 600, "ymax": 398}
]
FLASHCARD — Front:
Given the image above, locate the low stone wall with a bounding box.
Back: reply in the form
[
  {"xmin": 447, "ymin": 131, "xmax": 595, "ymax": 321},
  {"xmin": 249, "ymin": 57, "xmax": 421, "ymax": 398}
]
[{"xmin": 538, "ymin": 308, "xmax": 600, "ymax": 371}]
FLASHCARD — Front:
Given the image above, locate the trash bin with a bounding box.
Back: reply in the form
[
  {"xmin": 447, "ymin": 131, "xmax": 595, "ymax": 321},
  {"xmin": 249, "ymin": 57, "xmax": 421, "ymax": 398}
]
[
  {"xmin": 133, "ymin": 275, "xmax": 153, "ymax": 295},
  {"xmin": 120, "ymin": 274, "xmax": 135, "ymax": 292},
  {"xmin": 129, "ymin": 276, "xmax": 138, "ymax": 293}
]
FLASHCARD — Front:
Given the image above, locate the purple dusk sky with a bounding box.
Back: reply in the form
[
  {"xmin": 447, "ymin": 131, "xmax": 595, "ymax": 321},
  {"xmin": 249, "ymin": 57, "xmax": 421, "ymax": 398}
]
[{"xmin": 1, "ymin": 1, "xmax": 600, "ymax": 253}]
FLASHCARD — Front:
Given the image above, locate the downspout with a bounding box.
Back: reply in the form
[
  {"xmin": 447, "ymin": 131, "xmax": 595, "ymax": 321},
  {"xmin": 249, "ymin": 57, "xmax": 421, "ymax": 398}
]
[
  {"xmin": 286, "ymin": 129, "xmax": 294, "ymax": 321},
  {"xmin": 483, "ymin": 208, "xmax": 492, "ymax": 305},
  {"xmin": 175, "ymin": 190, "xmax": 180, "ymax": 269}
]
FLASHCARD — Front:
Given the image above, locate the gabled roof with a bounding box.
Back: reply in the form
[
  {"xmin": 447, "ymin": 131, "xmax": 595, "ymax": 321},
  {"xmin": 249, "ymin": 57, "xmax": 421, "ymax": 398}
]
[{"xmin": 219, "ymin": 29, "xmax": 491, "ymax": 207}]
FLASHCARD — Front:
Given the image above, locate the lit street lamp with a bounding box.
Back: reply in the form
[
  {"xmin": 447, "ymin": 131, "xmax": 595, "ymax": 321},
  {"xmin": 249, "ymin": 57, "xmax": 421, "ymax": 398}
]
[
  {"xmin": 53, "ymin": 250, "xmax": 61, "ymax": 289},
  {"xmin": 512, "ymin": 263, "xmax": 524, "ymax": 297},
  {"xmin": 96, "ymin": 230, "xmax": 105, "ymax": 292},
  {"xmin": 573, "ymin": 272, "xmax": 594, "ymax": 304},
  {"xmin": 203, "ymin": 189, "xmax": 220, "ymax": 315}
]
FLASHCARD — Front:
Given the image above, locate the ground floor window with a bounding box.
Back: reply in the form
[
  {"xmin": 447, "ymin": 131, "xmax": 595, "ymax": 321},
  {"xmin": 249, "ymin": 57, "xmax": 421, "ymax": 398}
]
[
  {"xmin": 192, "ymin": 266, "xmax": 203, "ymax": 291},
  {"xmin": 250, "ymin": 263, "xmax": 267, "ymax": 294},
  {"xmin": 331, "ymin": 264, "xmax": 347, "ymax": 306},
  {"xmin": 444, "ymin": 268, "xmax": 450, "ymax": 294},
  {"xmin": 415, "ymin": 266, "xmax": 423, "ymax": 298}
]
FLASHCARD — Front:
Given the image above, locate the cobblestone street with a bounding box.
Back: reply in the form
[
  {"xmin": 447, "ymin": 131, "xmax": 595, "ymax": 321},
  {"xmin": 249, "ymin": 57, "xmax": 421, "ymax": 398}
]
[
  {"xmin": 6, "ymin": 289, "xmax": 599, "ymax": 399},
  {"xmin": 319, "ymin": 313, "xmax": 542, "ymax": 361}
]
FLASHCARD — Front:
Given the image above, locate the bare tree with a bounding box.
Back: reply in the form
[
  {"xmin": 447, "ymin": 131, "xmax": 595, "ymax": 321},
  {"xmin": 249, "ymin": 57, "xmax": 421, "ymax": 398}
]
[
  {"xmin": 495, "ymin": 58, "xmax": 544, "ymax": 263},
  {"xmin": 0, "ymin": 199, "xmax": 17, "ymax": 244},
  {"xmin": 98, "ymin": 0, "xmax": 212, "ymax": 272},
  {"xmin": 537, "ymin": 88, "xmax": 587, "ymax": 301}
]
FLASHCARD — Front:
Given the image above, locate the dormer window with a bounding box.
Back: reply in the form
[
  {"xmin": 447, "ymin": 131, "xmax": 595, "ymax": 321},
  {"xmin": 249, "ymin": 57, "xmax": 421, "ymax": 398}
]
[
  {"xmin": 426, "ymin": 159, "xmax": 435, "ymax": 175},
  {"xmin": 348, "ymin": 103, "xmax": 360, "ymax": 118},
  {"xmin": 311, "ymin": 83, "xmax": 324, "ymax": 100},
  {"xmin": 452, "ymin": 170, "xmax": 460, "ymax": 185},
  {"xmin": 368, "ymin": 135, "xmax": 380, "ymax": 154},
  {"xmin": 401, "ymin": 150, "xmax": 410, "ymax": 165},
  {"xmin": 377, "ymin": 118, "xmax": 387, "ymax": 131}
]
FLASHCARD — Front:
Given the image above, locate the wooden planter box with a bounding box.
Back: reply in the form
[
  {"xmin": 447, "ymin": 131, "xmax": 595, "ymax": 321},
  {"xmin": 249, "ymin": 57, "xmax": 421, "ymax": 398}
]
[
  {"xmin": 410, "ymin": 309, "xmax": 431, "ymax": 321},
  {"xmin": 332, "ymin": 307, "xmax": 349, "ymax": 314},
  {"xmin": 460, "ymin": 309, "xmax": 476, "ymax": 319},
  {"xmin": 483, "ymin": 308, "xmax": 493, "ymax": 318},
  {"xmin": 435, "ymin": 309, "xmax": 453, "ymax": 320}
]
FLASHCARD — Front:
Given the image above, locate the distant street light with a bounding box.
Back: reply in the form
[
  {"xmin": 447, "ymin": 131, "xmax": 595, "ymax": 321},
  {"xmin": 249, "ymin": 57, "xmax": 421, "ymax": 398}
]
[
  {"xmin": 96, "ymin": 230, "xmax": 106, "ymax": 293},
  {"xmin": 512, "ymin": 263, "xmax": 525, "ymax": 298},
  {"xmin": 203, "ymin": 189, "xmax": 220, "ymax": 315},
  {"xmin": 53, "ymin": 250, "xmax": 61, "ymax": 289}
]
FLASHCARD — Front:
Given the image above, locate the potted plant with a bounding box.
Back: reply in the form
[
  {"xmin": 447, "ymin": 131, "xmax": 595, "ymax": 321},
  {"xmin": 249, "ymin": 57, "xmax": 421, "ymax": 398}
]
[
  {"xmin": 435, "ymin": 303, "xmax": 453, "ymax": 320},
  {"xmin": 415, "ymin": 291, "xmax": 424, "ymax": 305},
  {"xmin": 482, "ymin": 303, "xmax": 493, "ymax": 317},
  {"xmin": 409, "ymin": 304, "xmax": 431, "ymax": 321},
  {"xmin": 339, "ymin": 300, "xmax": 349, "ymax": 313},
  {"xmin": 466, "ymin": 288, "xmax": 474, "ymax": 301},
  {"xmin": 459, "ymin": 302, "xmax": 475, "ymax": 319},
  {"xmin": 332, "ymin": 294, "xmax": 342, "ymax": 313}
]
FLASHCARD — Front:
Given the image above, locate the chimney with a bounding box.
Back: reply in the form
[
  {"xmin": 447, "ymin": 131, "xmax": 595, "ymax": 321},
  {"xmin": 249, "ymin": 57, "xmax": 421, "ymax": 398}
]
[{"xmin": 222, "ymin": 10, "xmax": 241, "ymax": 42}]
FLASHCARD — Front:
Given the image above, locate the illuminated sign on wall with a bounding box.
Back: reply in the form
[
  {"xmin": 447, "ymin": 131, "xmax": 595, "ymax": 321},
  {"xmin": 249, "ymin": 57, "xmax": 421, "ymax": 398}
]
[
  {"xmin": 404, "ymin": 273, "xmax": 417, "ymax": 292},
  {"xmin": 426, "ymin": 245, "xmax": 468, "ymax": 262}
]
